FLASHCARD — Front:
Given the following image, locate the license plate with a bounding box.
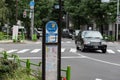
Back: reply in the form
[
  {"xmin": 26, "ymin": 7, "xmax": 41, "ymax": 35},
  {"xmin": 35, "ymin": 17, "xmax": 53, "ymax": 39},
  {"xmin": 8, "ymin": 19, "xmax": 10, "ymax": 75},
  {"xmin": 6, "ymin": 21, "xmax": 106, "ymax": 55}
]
[{"xmin": 94, "ymin": 46, "xmax": 98, "ymax": 48}]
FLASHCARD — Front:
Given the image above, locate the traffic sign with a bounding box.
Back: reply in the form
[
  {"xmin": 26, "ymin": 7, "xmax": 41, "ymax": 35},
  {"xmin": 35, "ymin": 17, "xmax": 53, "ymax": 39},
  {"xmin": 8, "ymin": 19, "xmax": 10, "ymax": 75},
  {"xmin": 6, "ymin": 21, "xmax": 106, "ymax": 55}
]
[
  {"xmin": 46, "ymin": 21, "xmax": 58, "ymax": 33},
  {"xmin": 46, "ymin": 21, "xmax": 58, "ymax": 43},
  {"xmin": 42, "ymin": 21, "xmax": 60, "ymax": 80},
  {"xmin": 29, "ymin": 1, "xmax": 35, "ymax": 6}
]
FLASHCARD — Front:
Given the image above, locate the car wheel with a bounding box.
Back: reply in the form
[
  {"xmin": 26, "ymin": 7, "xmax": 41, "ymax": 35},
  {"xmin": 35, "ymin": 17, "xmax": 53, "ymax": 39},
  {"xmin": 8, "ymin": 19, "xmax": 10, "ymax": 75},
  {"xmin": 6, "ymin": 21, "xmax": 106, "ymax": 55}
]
[
  {"xmin": 81, "ymin": 44, "xmax": 85, "ymax": 52},
  {"xmin": 102, "ymin": 49, "xmax": 106, "ymax": 53},
  {"xmin": 76, "ymin": 46, "xmax": 79, "ymax": 50}
]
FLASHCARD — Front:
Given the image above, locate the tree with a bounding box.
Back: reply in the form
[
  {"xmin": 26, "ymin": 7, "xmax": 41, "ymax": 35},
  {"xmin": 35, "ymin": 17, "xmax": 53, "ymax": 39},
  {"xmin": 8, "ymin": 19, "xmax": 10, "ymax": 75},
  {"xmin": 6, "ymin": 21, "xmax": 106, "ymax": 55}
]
[
  {"xmin": 64, "ymin": 0, "xmax": 89, "ymax": 28},
  {"xmin": 5, "ymin": 0, "xmax": 16, "ymax": 25},
  {"xmin": 64, "ymin": 0, "xmax": 117, "ymax": 30},
  {"xmin": 0, "ymin": 0, "xmax": 10, "ymax": 29}
]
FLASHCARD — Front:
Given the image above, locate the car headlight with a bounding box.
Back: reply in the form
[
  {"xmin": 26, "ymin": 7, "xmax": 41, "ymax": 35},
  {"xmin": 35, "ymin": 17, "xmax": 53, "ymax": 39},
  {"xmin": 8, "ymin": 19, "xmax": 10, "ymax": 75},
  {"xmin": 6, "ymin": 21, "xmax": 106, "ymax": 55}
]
[{"xmin": 101, "ymin": 41, "xmax": 107, "ymax": 45}]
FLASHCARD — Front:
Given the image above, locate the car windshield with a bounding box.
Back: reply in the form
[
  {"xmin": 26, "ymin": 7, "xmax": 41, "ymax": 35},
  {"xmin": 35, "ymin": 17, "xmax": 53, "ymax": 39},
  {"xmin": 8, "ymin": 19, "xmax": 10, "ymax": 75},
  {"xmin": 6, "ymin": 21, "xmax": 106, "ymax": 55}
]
[{"xmin": 82, "ymin": 31, "xmax": 103, "ymax": 39}]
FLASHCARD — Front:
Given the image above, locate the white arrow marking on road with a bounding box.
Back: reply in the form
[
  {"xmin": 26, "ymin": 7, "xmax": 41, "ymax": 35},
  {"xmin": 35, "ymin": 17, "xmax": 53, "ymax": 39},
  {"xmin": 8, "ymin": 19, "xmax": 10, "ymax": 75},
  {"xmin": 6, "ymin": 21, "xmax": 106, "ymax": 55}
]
[
  {"xmin": 7, "ymin": 49, "xmax": 17, "ymax": 53},
  {"xmin": 107, "ymin": 49, "xmax": 115, "ymax": 54},
  {"xmin": 61, "ymin": 48, "xmax": 65, "ymax": 52},
  {"xmin": 17, "ymin": 49, "xmax": 30, "ymax": 53},
  {"xmin": 69, "ymin": 48, "xmax": 77, "ymax": 53},
  {"xmin": 96, "ymin": 78, "xmax": 102, "ymax": 80},
  {"xmin": 31, "ymin": 49, "xmax": 41, "ymax": 53}
]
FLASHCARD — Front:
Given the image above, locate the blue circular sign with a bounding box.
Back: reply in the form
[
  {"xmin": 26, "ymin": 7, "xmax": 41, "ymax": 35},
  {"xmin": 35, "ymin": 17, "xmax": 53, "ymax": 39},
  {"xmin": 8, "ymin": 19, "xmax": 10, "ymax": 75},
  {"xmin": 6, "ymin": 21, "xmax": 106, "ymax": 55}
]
[
  {"xmin": 46, "ymin": 21, "xmax": 58, "ymax": 33},
  {"xmin": 30, "ymin": 1, "xmax": 35, "ymax": 6}
]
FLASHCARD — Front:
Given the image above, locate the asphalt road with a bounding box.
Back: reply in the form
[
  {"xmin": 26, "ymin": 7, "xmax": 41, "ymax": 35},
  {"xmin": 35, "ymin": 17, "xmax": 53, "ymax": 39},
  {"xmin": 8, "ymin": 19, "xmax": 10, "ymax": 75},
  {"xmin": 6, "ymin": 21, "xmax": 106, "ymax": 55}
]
[{"xmin": 0, "ymin": 38, "xmax": 120, "ymax": 80}]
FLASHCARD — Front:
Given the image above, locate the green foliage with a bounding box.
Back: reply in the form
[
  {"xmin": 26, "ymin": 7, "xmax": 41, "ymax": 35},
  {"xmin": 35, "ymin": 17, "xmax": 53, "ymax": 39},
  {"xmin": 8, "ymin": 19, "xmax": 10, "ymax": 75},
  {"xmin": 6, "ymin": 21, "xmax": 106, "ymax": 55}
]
[
  {"xmin": 103, "ymin": 34, "xmax": 115, "ymax": 41},
  {"xmin": 0, "ymin": 57, "xmax": 42, "ymax": 80},
  {"xmin": 32, "ymin": 34, "xmax": 37, "ymax": 41},
  {"xmin": 0, "ymin": 58, "xmax": 18, "ymax": 80},
  {"xmin": 0, "ymin": 32, "xmax": 4, "ymax": 40},
  {"xmin": 7, "ymin": 68, "xmax": 38, "ymax": 80},
  {"xmin": 64, "ymin": 0, "xmax": 117, "ymax": 28}
]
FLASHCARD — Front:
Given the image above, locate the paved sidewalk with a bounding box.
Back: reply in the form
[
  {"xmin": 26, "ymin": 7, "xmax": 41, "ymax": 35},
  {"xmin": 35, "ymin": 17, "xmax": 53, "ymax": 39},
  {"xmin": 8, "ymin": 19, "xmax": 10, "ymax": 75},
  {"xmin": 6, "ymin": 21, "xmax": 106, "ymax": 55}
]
[
  {"xmin": 0, "ymin": 40, "xmax": 42, "ymax": 44},
  {"xmin": 0, "ymin": 48, "xmax": 4, "ymax": 52}
]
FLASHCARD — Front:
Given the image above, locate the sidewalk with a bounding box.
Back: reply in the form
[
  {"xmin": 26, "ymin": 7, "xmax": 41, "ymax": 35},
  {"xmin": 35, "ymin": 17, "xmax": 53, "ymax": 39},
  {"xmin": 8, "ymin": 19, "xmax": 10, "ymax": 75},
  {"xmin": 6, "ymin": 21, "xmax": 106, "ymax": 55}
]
[{"xmin": 0, "ymin": 40, "xmax": 42, "ymax": 44}]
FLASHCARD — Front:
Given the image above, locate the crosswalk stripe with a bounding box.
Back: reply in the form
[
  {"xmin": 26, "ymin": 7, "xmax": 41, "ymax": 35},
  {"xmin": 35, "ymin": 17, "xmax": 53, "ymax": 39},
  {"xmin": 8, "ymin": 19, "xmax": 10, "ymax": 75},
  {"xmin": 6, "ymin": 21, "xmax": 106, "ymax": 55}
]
[
  {"xmin": 35, "ymin": 42, "xmax": 41, "ymax": 44},
  {"xmin": 69, "ymin": 48, "xmax": 77, "ymax": 53},
  {"xmin": 5, "ymin": 48, "xmax": 118, "ymax": 54},
  {"xmin": 66, "ymin": 41, "xmax": 71, "ymax": 43},
  {"xmin": 7, "ymin": 49, "xmax": 17, "ymax": 53},
  {"xmin": 117, "ymin": 50, "xmax": 120, "ymax": 53},
  {"xmin": 96, "ymin": 78, "xmax": 102, "ymax": 80},
  {"xmin": 30, "ymin": 49, "xmax": 41, "ymax": 53},
  {"xmin": 61, "ymin": 48, "xmax": 65, "ymax": 52},
  {"xmin": 107, "ymin": 49, "xmax": 115, "ymax": 54},
  {"xmin": 17, "ymin": 49, "xmax": 30, "ymax": 53}
]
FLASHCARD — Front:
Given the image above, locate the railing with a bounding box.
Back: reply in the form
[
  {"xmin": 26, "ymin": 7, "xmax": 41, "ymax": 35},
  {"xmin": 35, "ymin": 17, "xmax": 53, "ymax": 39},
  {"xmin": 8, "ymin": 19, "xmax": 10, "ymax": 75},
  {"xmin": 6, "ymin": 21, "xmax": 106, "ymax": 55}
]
[
  {"xmin": 61, "ymin": 66, "xmax": 71, "ymax": 80},
  {"xmin": 1, "ymin": 51, "xmax": 41, "ymax": 74},
  {"xmin": 1, "ymin": 51, "xmax": 71, "ymax": 80}
]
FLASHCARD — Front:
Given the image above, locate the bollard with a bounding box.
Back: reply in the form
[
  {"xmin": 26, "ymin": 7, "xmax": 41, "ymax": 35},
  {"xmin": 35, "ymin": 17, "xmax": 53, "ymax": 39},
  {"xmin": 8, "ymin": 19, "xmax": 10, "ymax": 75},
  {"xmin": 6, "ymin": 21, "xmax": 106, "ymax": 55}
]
[
  {"xmin": 66, "ymin": 65, "xmax": 71, "ymax": 80},
  {"xmin": 16, "ymin": 56, "xmax": 21, "ymax": 67},
  {"xmin": 3, "ymin": 51, "xmax": 7, "ymax": 59},
  {"xmin": 26, "ymin": 59, "xmax": 31, "ymax": 74}
]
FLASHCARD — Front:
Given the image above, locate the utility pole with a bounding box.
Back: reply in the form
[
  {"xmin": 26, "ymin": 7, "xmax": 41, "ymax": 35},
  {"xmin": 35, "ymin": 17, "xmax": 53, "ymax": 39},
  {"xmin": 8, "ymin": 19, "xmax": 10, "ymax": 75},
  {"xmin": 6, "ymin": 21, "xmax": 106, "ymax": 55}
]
[
  {"xmin": 116, "ymin": 0, "xmax": 119, "ymax": 41},
  {"xmin": 30, "ymin": 0, "xmax": 35, "ymax": 40}
]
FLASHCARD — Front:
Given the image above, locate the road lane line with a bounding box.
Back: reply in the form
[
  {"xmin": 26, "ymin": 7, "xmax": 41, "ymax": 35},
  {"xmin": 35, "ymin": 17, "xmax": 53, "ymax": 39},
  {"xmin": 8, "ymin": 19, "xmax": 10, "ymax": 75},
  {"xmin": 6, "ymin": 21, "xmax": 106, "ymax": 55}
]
[
  {"xmin": 107, "ymin": 49, "xmax": 115, "ymax": 54},
  {"xmin": 66, "ymin": 41, "xmax": 71, "ymax": 43},
  {"xmin": 96, "ymin": 78, "xmax": 102, "ymax": 80},
  {"xmin": 86, "ymin": 56, "xmax": 120, "ymax": 67},
  {"xmin": 61, "ymin": 48, "xmax": 65, "ymax": 52},
  {"xmin": 7, "ymin": 56, "xmax": 86, "ymax": 60},
  {"xmin": 62, "ymin": 56, "xmax": 86, "ymax": 59},
  {"xmin": 31, "ymin": 49, "xmax": 41, "ymax": 53},
  {"xmin": 7, "ymin": 49, "xmax": 17, "ymax": 53},
  {"xmin": 17, "ymin": 49, "xmax": 30, "ymax": 53},
  {"xmin": 69, "ymin": 48, "xmax": 77, "ymax": 53}
]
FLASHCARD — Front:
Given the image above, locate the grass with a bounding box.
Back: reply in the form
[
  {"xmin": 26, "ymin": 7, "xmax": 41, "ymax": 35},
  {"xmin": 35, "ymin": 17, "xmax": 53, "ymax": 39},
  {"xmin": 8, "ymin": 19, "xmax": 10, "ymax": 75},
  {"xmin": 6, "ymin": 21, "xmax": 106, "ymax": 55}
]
[{"xmin": 7, "ymin": 68, "xmax": 37, "ymax": 80}]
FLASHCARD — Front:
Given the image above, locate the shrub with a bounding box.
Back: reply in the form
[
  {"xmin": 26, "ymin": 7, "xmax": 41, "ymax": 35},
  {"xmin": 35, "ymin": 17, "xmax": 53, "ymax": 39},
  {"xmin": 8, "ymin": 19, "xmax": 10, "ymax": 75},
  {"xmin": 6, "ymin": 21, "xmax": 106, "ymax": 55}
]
[{"xmin": 0, "ymin": 58, "xmax": 18, "ymax": 80}]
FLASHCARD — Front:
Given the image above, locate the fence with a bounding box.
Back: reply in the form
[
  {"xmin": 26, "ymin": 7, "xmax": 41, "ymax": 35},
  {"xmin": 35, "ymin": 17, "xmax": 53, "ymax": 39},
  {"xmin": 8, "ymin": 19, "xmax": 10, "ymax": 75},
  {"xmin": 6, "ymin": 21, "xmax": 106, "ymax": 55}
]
[
  {"xmin": 1, "ymin": 51, "xmax": 41, "ymax": 74},
  {"xmin": 0, "ymin": 51, "xmax": 71, "ymax": 80},
  {"xmin": 61, "ymin": 66, "xmax": 71, "ymax": 80}
]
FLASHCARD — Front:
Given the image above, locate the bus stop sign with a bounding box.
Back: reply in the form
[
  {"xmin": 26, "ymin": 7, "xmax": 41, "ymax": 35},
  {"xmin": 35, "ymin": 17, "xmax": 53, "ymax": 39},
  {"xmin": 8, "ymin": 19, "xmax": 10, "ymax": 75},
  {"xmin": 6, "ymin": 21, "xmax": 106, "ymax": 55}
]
[{"xmin": 46, "ymin": 21, "xmax": 58, "ymax": 43}]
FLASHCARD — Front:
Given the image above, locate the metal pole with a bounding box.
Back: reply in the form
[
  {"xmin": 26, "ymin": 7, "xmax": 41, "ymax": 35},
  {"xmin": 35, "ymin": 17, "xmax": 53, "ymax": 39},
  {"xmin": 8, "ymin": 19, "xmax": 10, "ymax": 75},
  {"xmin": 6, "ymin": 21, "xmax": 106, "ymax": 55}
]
[
  {"xmin": 30, "ymin": 0, "xmax": 34, "ymax": 40},
  {"xmin": 116, "ymin": 0, "xmax": 119, "ymax": 41},
  {"xmin": 31, "ymin": 9, "xmax": 34, "ymax": 40},
  {"xmin": 58, "ymin": 0, "xmax": 61, "ymax": 80}
]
